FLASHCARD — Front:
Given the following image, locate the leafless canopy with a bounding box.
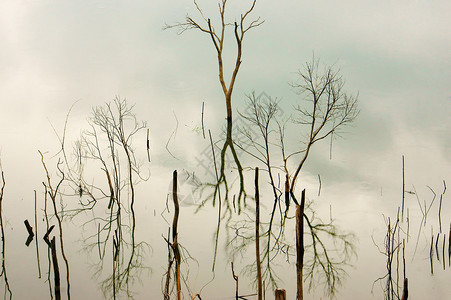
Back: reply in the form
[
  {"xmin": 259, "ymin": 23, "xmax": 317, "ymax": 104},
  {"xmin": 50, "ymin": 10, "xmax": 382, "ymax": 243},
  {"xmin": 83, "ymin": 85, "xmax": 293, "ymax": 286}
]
[
  {"xmin": 54, "ymin": 98, "xmax": 149, "ymax": 299},
  {"xmin": 165, "ymin": 2, "xmax": 264, "ymax": 267},
  {"xmin": 165, "ymin": 0, "xmax": 263, "ymax": 120},
  {"xmin": 231, "ymin": 58, "xmax": 359, "ymax": 295},
  {"xmin": 290, "ymin": 58, "xmax": 359, "ymax": 199}
]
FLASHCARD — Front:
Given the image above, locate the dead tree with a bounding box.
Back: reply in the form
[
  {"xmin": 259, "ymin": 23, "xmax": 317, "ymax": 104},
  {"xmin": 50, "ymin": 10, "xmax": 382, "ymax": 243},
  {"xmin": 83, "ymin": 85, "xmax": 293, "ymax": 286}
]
[
  {"xmin": 234, "ymin": 61, "xmax": 358, "ymax": 295},
  {"xmin": 274, "ymin": 289, "xmax": 286, "ymax": 300},
  {"xmin": 172, "ymin": 170, "xmax": 181, "ymax": 300},
  {"xmin": 289, "ymin": 58, "xmax": 359, "ymax": 203},
  {"xmin": 44, "ymin": 227, "xmax": 61, "ymax": 300},
  {"xmin": 255, "ymin": 168, "xmax": 262, "ymax": 300},
  {"xmin": 374, "ymin": 157, "xmax": 446, "ymax": 300},
  {"xmin": 39, "ymin": 152, "xmax": 70, "ymax": 300},
  {"xmin": 296, "ymin": 190, "xmax": 305, "ymax": 300},
  {"xmin": 231, "ymin": 262, "xmax": 239, "ymax": 299},
  {"xmin": 166, "ymin": 0, "xmax": 264, "ymax": 216},
  {"xmin": 52, "ymin": 98, "xmax": 149, "ymax": 298},
  {"xmin": 0, "ymin": 165, "xmax": 12, "ymax": 300}
]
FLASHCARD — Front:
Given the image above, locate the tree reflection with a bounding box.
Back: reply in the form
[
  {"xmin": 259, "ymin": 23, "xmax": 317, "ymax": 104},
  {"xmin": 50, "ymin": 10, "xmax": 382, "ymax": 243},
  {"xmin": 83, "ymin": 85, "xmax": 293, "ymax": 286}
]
[
  {"xmin": 0, "ymin": 164, "xmax": 12, "ymax": 300},
  {"xmin": 39, "ymin": 152, "xmax": 71, "ymax": 300},
  {"xmin": 166, "ymin": 0, "xmax": 263, "ymax": 217},
  {"xmin": 195, "ymin": 59, "xmax": 358, "ymax": 297},
  {"xmin": 59, "ymin": 98, "xmax": 149, "ymax": 299}
]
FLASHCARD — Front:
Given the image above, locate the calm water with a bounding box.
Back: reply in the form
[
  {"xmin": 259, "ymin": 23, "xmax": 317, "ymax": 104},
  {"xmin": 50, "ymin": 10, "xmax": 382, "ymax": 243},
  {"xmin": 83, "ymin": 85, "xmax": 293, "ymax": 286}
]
[{"xmin": 1, "ymin": 1, "xmax": 450, "ymax": 299}]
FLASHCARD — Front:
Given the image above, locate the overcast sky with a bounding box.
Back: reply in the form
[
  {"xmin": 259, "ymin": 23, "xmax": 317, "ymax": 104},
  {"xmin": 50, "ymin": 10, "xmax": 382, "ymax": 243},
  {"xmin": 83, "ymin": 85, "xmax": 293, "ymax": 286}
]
[{"xmin": 0, "ymin": 1, "xmax": 450, "ymax": 299}]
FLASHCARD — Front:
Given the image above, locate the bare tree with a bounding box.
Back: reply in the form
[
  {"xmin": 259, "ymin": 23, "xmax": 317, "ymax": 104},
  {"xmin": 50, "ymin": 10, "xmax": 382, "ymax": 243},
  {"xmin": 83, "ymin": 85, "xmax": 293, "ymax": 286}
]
[
  {"xmin": 39, "ymin": 152, "xmax": 71, "ymax": 300},
  {"xmin": 166, "ymin": 0, "xmax": 264, "ymax": 215},
  {"xmin": 373, "ymin": 156, "xmax": 447, "ymax": 300},
  {"xmin": 162, "ymin": 171, "xmax": 204, "ymax": 300},
  {"xmin": 0, "ymin": 162, "xmax": 12, "ymax": 300},
  {"xmin": 166, "ymin": 0, "xmax": 265, "ymax": 277},
  {"xmin": 54, "ymin": 98, "xmax": 149, "ymax": 299},
  {"xmin": 165, "ymin": 0, "xmax": 263, "ymax": 122},
  {"xmin": 228, "ymin": 58, "xmax": 358, "ymax": 297},
  {"xmin": 373, "ymin": 214, "xmax": 404, "ymax": 300},
  {"xmin": 289, "ymin": 58, "xmax": 359, "ymax": 202},
  {"xmin": 168, "ymin": 1, "xmax": 358, "ymax": 296}
]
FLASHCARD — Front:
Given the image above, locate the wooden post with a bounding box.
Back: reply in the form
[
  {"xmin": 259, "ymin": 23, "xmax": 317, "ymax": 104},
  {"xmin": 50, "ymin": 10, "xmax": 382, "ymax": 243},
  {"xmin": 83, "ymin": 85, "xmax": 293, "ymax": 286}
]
[
  {"xmin": 275, "ymin": 289, "xmax": 286, "ymax": 300},
  {"xmin": 401, "ymin": 278, "xmax": 408, "ymax": 300},
  {"xmin": 50, "ymin": 237, "xmax": 61, "ymax": 300},
  {"xmin": 296, "ymin": 189, "xmax": 305, "ymax": 300},
  {"xmin": 172, "ymin": 170, "xmax": 181, "ymax": 300},
  {"xmin": 255, "ymin": 167, "xmax": 263, "ymax": 300}
]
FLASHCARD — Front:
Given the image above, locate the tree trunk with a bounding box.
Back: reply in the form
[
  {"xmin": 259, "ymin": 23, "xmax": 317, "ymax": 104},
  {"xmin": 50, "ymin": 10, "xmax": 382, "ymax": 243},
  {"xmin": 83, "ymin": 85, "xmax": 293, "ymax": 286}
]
[
  {"xmin": 255, "ymin": 168, "xmax": 263, "ymax": 300},
  {"xmin": 226, "ymin": 93, "xmax": 233, "ymax": 122},
  {"xmin": 401, "ymin": 278, "xmax": 408, "ymax": 300},
  {"xmin": 50, "ymin": 237, "xmax": 61, "ymax": 300},
  {"xmin": 172, "ymin": 170, "xmax": 181, "ymax": 300},
  {"xmin": 275, "ymin": 289, "xmax": 286, "ymax": 300},
  {"xmin": 296, "ymin": 189, "xmax": 305, "ymax": 300}
]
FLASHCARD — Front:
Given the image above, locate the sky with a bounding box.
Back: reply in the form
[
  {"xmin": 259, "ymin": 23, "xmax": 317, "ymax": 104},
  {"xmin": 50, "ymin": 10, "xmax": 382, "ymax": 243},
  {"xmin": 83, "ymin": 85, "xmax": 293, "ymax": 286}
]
[{"xmin": 0, "ymin": 0, "xmax": 450, "ymax": 299}]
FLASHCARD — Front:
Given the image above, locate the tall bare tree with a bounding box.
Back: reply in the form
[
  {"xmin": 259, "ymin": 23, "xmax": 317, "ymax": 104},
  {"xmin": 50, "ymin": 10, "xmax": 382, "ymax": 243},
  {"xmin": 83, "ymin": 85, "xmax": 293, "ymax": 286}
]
[
  {"xmin": 289, "ymin": 58, "xmax": 359, "ymax": 203},
  {"xmin": 232, "ymin": 58, "xmax": 358, "ymax": 296},
  {"xmin": 0, "ymin": 162, "xmax": 12, "ymax": 300},
  {"xmin": 39, "ymin": 152, "xmax": 71, "ymax": 300},
  {"xmin": 166, "ymin": 0, "xmax": 264, "ymax": 214},
  {"xmin": 55, "ymin": 98, "xmax": 149, "ymax": 299},
  {"xmin": 166, "ymin": 0, "xmax": 265, "ymax": 276}
]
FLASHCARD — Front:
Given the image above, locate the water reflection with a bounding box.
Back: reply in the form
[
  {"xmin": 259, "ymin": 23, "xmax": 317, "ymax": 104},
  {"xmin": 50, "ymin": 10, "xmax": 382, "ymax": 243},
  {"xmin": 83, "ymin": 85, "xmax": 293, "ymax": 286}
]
[
  {"xmin": 39, "ymin": 152, "xmax": 71, "ymax": 300},
  {"xmin": 187, "ymin": 76, "xmax": 358, "ymax": 296},
  {"xmin": 57, "ymin": 98, "xmax": 149, "ymax": 298},
  {"xmin": 0, "ymin": 167, "xmax": 13, "ymax": 299}
]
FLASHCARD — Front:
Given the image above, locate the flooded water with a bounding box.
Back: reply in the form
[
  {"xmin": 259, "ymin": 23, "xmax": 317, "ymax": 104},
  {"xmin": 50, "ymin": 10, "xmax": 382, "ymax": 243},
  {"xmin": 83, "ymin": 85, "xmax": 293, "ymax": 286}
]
[{"xmin": 1, "ymin": 1, "xmax": 451, "ymax": 299}]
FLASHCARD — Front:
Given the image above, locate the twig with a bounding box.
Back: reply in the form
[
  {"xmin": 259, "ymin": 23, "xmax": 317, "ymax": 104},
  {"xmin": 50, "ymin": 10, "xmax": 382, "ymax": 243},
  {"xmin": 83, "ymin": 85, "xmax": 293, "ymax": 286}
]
[
  {"xmin": 449, "ymin": 223, "xmax": 451, "ymax": 268},
  {"xmin": 166, "ymin": 111, "xmax": 179, "ymax": 160},
  {"xmin": 209, "ymin": 130, "xmax": 222, "ymax": 272},
  {"xmin": 430, "ymin": 230, "xmax": 434, "ymax": 275},
  {"xmin": 401, "ymin": 155, "xmax": 405, "ymax": 221},
  {"xmin": 34, "ymin": 190, "xmax": 42, "ymax": 278},
  {"xmin": 231, "ymin": 262, "xmax": 239, "ymax": 299},
  {"xmin": 435, "ymin": 233, "xmax": 440, "ymax": 262},
  {"xmin": 39, "ymin": 151, "xmax": 71, "ymax": 299},
  {"xmin": 0, "ymin": 169, "xmax": 13, "ymax": 299},
  {"xmin": 442, "ymin": 234, "xmax": 446, "ymax": 270},
  {"xmin": 317, "ymin": 174, "xmax": 321, "ymax": 197},
  {"xmin": 164, "ymin": 228, "xmax": 173, "ymax": 300},
  {"xmin": 97, "ymin": 223, "xmax": 101, "ymax": 260},
  {"xmin": 147, "ymin": 128, "xmax": 151, "ymax": 162},
  {"xmin": 201, "ymin": 102, "xmax": 206, "ymax": 139},
  {"xmin": 43, "ymin": 185, "xmax": 54, "ymax": 300}
]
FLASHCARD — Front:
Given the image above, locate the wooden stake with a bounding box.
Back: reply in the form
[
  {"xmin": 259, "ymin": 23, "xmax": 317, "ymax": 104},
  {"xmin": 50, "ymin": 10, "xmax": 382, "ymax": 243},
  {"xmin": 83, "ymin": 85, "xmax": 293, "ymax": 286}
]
[
  {"xmin": 296, "ymin": 189, "xmax": 305, "ymax": 300},
  {"xmin": 255, "ymin": 168, "xmax": 262, "ymax": 300},
  {"xmin": 275, "ymin": 289, "xmax": 286, "ymax": 300}
]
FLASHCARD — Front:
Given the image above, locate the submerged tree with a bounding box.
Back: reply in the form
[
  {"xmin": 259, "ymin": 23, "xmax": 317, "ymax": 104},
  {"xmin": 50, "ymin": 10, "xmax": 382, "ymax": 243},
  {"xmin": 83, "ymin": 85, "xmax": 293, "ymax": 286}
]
[
  {"xmin": 288, "ymin": 59, "xmax": 359, "ymax": 197},
  {"xmin": 0, "ymin": 162, "xmax": 12, "ymax": 300},
  {"xmin": 230, "ymin": 59, "xmax": 358, "ymax": 297},
  {"xmin": 56, "ymin": 98, "xmax": 149, "ymax": 299},
  {"xmin": 165, "ymin": 0, "xmax": 264, "ymax": 277},
  {"xmin": 168, "ymin": 1, "xmax": 358, "ymax": 297},
  {"xmin": 373, "ymin": 156, "xmax": 447, "ymax": 300},
  {"xmin": 166, "ymin": 0, "xmax": 264, "ymax": 215},
  {"xmin": 39, "ymin": 151, "xmax": 71, "ymax": 300}
]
